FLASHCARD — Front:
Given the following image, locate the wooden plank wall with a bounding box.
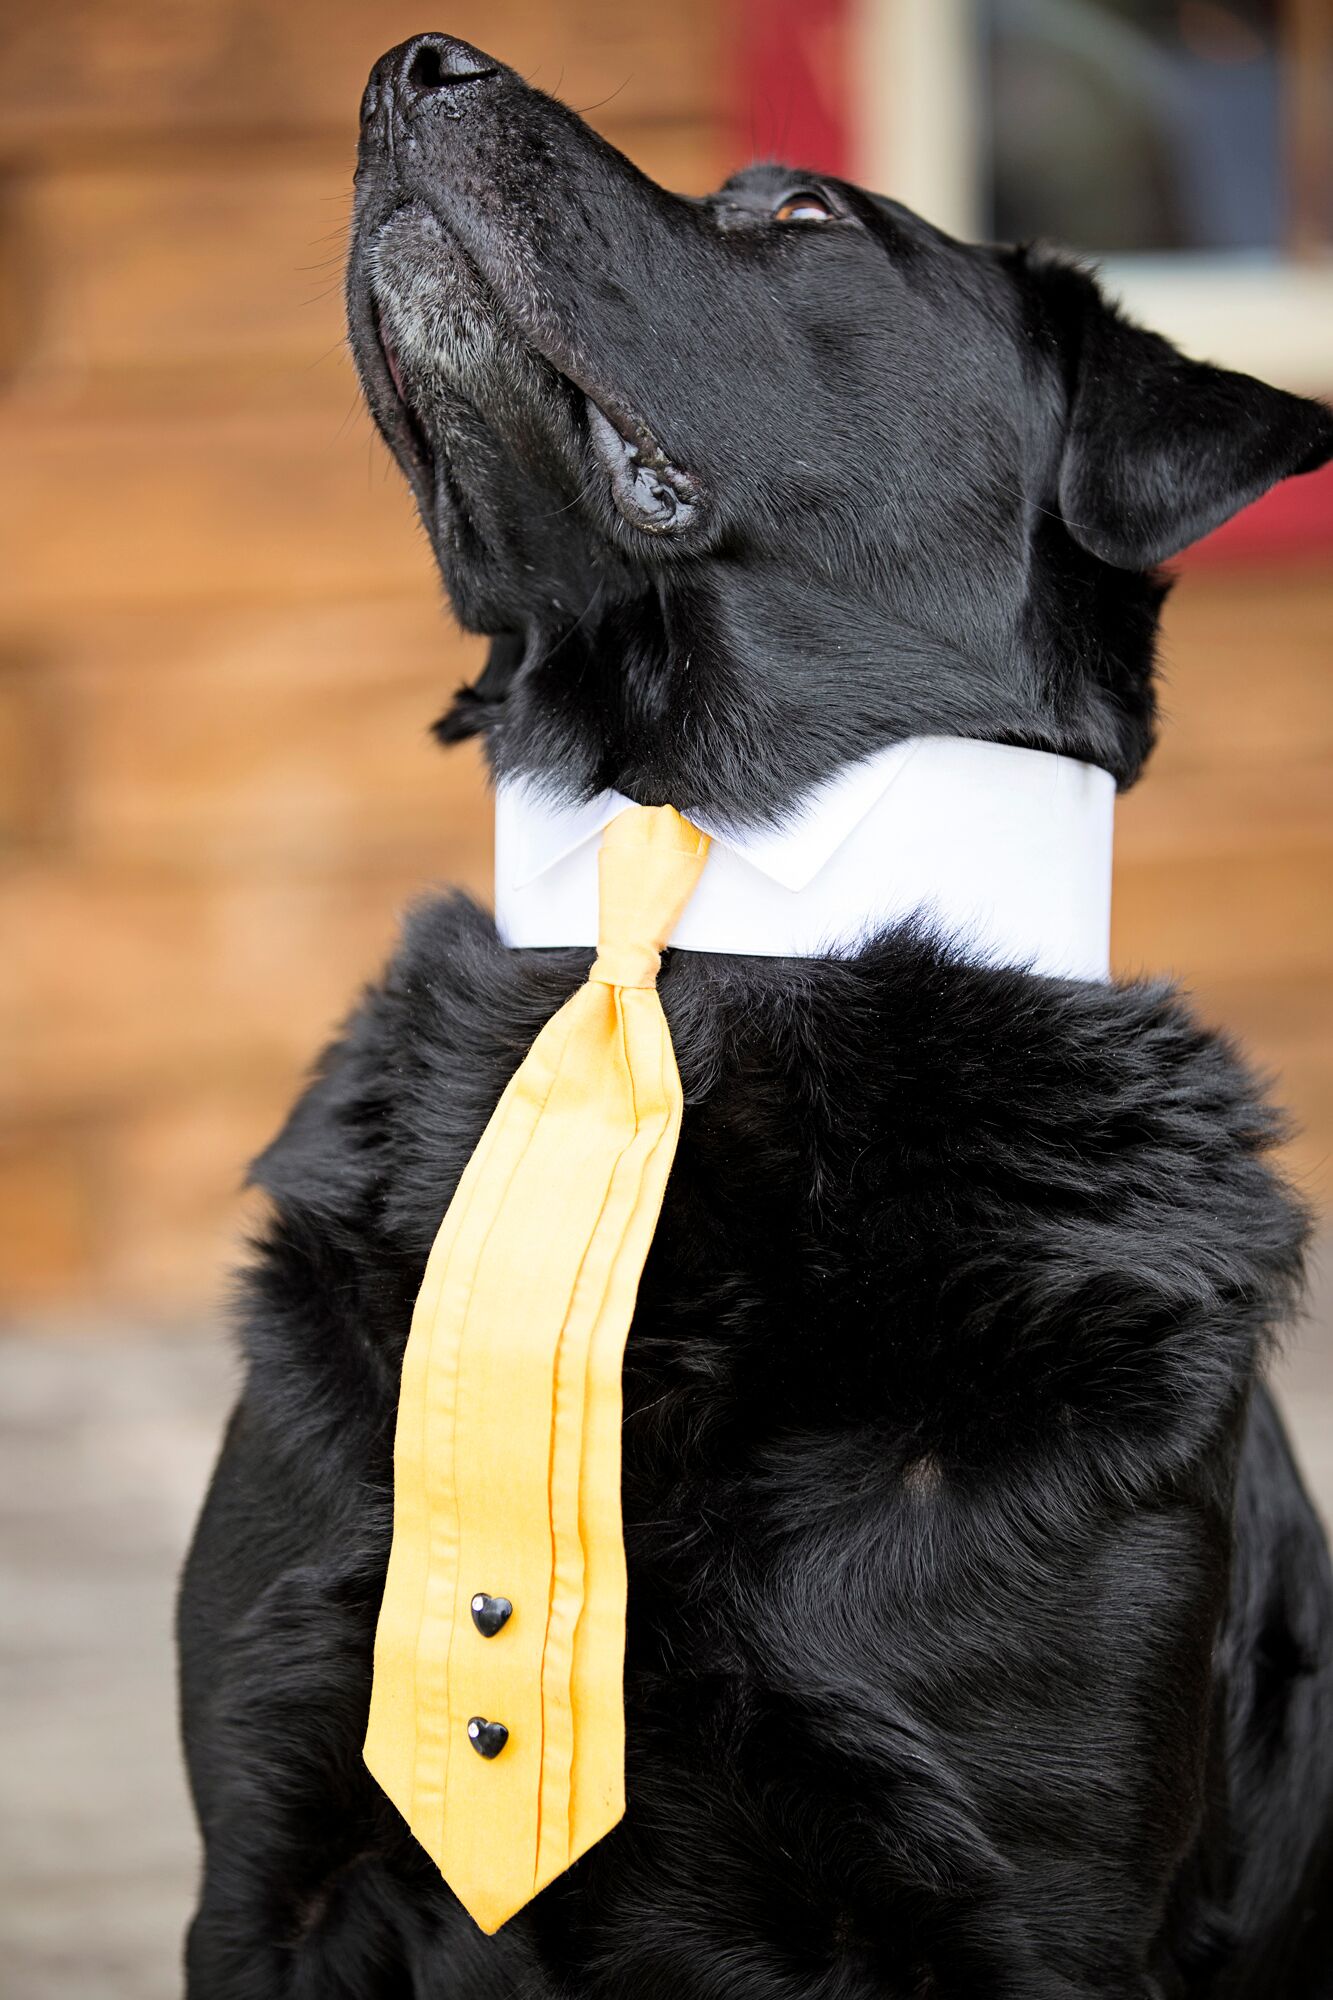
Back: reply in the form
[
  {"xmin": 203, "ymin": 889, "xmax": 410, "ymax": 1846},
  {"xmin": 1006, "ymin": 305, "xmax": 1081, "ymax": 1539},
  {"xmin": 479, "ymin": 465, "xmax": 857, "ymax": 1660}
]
[
  {"xmin": 1, "ymin": 4, "xmax": 1329, "ymax": 1324},
  {"xmin": 1114, "ymin": 568, "xmax": 1333, "ymax": 1213}
]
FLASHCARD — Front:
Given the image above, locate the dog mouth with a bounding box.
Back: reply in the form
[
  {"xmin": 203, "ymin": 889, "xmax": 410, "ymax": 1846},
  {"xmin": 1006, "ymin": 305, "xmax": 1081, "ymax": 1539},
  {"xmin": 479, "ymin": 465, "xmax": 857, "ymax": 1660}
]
[
  {"xmin": 373, "ymin": 306, "xmax": 436, "ymax": 485},
  {"xmin": 365, "ymin": 236, "xmax": 701, "ymax": 538},
  {"xmin": 581, "ymin": 399, "xmax": 701, "ymax": 535}
]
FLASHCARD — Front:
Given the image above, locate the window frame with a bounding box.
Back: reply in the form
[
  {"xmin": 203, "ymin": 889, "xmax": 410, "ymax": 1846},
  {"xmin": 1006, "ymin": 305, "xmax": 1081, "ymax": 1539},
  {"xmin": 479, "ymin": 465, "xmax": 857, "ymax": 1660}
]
[{"xmin": 849, "ymin": 0, "xmax": 1333, "ymax": 393}]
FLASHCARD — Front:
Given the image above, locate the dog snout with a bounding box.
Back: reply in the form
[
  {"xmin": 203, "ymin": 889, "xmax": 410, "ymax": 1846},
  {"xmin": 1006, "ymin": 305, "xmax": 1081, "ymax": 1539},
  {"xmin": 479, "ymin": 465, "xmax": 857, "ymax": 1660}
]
[{"xmin": 361, "ymin": 33, "xmax": 498, "ymax": 128}]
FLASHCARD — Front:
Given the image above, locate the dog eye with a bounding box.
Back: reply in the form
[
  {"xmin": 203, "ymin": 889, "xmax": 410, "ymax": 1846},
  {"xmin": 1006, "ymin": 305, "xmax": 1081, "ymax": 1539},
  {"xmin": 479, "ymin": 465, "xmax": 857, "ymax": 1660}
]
[{"xmin": 773, "ymin": 190, "xmax": 837, "ymax": 225}]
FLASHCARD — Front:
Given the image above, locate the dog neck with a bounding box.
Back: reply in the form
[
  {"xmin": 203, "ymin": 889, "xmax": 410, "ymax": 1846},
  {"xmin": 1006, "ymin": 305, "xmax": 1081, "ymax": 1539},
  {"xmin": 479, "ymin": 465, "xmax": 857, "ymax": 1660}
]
[{"xmin": 494, "ymin": 736, "xmax": 1116, "ymax": 982}]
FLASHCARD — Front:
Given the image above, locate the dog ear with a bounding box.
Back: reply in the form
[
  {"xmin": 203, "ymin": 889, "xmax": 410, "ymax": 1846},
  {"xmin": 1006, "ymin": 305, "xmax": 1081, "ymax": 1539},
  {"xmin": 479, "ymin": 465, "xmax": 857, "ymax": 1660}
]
[{"xmin": 1049, "ymin": 267, "xmax": 1333, "ymax": 570}]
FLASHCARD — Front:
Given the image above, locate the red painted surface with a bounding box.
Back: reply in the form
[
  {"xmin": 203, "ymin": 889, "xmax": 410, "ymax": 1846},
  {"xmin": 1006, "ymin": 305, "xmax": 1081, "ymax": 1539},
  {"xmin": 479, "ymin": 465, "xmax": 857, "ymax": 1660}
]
[
  {"xmin": 726, "ymin": 0, "xmax": 853, "ymax": 177},
  {"xmin": 725, "ymin": 0, "xmax": 1330, "ymax": 563}
]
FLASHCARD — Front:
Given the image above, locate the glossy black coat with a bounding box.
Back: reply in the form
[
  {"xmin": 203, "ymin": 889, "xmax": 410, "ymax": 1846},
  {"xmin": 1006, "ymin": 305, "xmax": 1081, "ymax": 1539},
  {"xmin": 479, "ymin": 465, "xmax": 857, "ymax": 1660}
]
[{"xmin": 179, "ymin": 33, "xmax": 1333, "ymax": 2000}]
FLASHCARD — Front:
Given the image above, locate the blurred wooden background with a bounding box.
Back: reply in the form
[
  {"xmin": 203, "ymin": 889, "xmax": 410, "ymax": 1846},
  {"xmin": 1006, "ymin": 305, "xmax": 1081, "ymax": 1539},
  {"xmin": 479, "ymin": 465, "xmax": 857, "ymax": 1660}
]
[{"xmin": 0, "ymin": 2, "xmax": 1329, "ymax": 1325}]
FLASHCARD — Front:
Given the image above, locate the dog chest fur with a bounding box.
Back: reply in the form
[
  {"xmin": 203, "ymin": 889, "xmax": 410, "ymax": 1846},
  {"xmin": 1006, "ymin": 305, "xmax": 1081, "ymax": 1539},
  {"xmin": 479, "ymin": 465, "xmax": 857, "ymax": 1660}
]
[{"xmin": 180, "ymin": 895, "xmax": 1326, "ymax": 1996}]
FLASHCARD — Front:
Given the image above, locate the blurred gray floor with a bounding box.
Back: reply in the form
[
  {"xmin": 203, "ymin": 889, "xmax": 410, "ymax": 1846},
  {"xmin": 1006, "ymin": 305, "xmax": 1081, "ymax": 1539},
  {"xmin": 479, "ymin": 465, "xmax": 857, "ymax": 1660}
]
[
  {"xmin": 0, "ymin": 1330, "xmax": 235, "ymax": 2000},
  {"xmin": 2, "ymin": 1265, "xmax": 1332, "ymax": 2000}
]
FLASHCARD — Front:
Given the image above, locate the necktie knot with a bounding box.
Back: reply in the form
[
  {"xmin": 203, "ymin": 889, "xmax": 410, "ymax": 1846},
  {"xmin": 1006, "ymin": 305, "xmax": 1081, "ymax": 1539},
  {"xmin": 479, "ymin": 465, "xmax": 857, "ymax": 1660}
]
[
  {"xmin": 589, "ymin": 941, "xmax": 661, "ymax": 989},
  {"xmin": 589, "ymin": 805, "xmax": 710, "ymax": 990}
]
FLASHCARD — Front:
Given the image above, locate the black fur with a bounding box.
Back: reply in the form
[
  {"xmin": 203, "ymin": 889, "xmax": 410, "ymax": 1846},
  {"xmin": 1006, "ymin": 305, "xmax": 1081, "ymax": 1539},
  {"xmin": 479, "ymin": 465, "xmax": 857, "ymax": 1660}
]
[{"xmin": 180, "ymin": 33, "xmax": 1333, "ymax": 1997}]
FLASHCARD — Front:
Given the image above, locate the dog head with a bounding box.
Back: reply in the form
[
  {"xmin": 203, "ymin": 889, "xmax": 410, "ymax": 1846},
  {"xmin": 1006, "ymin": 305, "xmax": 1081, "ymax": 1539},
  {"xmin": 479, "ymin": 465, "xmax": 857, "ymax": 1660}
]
[{"xmin": 347, "ymin": 34, "xmax": 1332, "ymax": 818}]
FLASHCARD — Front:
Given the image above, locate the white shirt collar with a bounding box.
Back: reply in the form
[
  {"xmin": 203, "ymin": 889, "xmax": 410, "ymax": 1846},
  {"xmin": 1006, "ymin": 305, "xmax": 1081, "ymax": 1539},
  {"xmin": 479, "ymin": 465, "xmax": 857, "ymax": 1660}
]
[{"xmin": 494, "ymin": 736, "xmax": 1115, "ymax": 982}]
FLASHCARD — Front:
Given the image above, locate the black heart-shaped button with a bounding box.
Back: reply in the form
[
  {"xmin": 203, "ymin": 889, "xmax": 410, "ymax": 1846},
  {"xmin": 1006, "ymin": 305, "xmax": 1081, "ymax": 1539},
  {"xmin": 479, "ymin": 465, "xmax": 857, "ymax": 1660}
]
[
  {"xmin": 470, "ymin": 1592, "xmax": 513, "ymax": 1638},
  {"xmin": 467, "ymin": 1716, "xmax": 509, "ymax": 1759}
]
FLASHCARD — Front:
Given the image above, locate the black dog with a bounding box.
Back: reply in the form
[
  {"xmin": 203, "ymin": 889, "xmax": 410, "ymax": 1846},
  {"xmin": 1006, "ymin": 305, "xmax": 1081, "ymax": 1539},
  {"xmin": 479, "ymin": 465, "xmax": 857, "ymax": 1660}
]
[{"xmin": 179, "ymin": 33, "xmax": 1333, "ymax": 1997}]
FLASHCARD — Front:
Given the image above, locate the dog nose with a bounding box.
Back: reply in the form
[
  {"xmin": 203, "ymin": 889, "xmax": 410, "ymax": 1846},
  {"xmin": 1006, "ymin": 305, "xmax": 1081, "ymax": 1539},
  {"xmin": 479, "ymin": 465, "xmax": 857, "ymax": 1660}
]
[
  {"xmin": 393, "ymin": 34, "xmax": 497, "ymax": 112},
  {"xmin": 360, "ymin": 36, "xmax": 499, "ymax": 131}
]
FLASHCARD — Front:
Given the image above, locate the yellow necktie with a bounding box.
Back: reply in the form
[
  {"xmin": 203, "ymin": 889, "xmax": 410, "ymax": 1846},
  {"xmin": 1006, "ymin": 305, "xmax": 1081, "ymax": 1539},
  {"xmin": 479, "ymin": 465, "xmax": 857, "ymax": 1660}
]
[{"xmin": 365, "ymin": 804, "xmax": 711, "ymax": 1934}]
